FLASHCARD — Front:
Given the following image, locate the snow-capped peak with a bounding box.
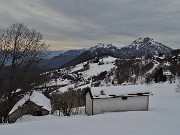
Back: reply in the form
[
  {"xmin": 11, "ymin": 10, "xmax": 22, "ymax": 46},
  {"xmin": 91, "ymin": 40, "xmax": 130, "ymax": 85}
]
[
  {"xmin": 89, "ymin": 43, "xmax": 118, "ymax": 52},
  {"xmin": 120, "ymin": 37, "xmax": 172, "ymax": 57}
]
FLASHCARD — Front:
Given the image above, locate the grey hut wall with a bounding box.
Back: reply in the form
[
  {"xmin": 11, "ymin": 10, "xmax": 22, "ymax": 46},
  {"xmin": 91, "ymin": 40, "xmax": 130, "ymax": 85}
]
[
  {"xmin": 85, "ymin": 92, "xmax": 93, "ymax": 115},
  {"xmin": 85, "ymin": 91, "xmax": 149, "ymax": 115}
]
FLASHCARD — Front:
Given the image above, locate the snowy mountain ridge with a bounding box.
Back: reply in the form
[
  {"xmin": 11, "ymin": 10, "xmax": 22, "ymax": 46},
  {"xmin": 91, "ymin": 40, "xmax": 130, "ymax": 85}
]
[
  {"xmin": 89, "ymin": 43, "xmax": 118, "ymax": 52},
  {"xmin": 40, "ymin": 37, "xmax": 173, "ymax": 70},
  {"xmin": 73, "ymin": 37, "xmax": 173, "ymax": 59},
  {"xmin": 62, "ymin": 37, "xmax": 172, "ymax": 67},
  {"xmin": 120, "ymin": 37, "xmax": 172, "ymax": 57}
]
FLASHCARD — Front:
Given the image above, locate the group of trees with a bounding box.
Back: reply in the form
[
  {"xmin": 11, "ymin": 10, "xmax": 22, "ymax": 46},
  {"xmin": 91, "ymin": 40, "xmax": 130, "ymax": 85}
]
[
  {"xmin": 51, "ymin": 88, "xmax": 86, "ymax": 116},
  {"xmin": 115, "ymin": 59, "xmax": 142, "ymax": 84},
  {"xmin": 154, "ymin": 67, "xmax": 167, "ymax": 83},
  {"xmin": 0, "ymin": 23, "xmax": 48, "ymax": 121},
  {"xmin": 114, "ymin": 57, "xmax": 174, "ymax": 85}
]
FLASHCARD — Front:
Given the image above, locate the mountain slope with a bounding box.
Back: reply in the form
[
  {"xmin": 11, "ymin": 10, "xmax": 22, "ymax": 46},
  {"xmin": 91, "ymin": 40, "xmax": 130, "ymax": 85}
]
[
  {"xmin": 120, "ymin": 37, "xmax": 173, "ymax": 57},
  {"xmin": 39, "ymin": 54, "xmax": 78, "ymax": 70},
  {"xmin": 39, "ymin": 49, "xmax": 86, "ymax": 70},
  {"xmin": 61, "ymin": 43, "xmax": 122, "ymax": 68}
]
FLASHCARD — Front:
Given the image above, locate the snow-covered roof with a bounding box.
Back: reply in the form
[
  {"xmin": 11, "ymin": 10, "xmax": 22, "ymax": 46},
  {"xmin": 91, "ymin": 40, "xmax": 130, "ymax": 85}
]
[
  {"xmin": 9, "ymin": 91, "xmax": 51, "ymax": 115},
  {"xmin": 89, "ymin": 85, "xmax": 151, "ymax": 99}
]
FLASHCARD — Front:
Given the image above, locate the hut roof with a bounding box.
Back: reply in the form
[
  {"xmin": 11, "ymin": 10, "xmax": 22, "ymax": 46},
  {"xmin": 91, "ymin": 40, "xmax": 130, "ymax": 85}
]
[
  {"xmin": 9, "ymin": 91, "xmax": 51, "ymax": 115},
  {"xmin": 89, "ymin": 85, "xmax": 151, "ymax": 99}
]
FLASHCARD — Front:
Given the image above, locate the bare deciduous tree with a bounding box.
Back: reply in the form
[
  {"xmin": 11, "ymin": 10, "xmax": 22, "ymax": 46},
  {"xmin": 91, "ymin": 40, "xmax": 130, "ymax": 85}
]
[{"xmin": 0, "ymin": 23, "xmax": 49, "ymax": 121}]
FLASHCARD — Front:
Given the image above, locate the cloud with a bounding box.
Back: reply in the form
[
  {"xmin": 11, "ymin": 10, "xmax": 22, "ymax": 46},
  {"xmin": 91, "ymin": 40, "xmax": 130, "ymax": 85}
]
[{"xmin": 0, "ymin": 0, "xmax": 180, "ymax": 50}]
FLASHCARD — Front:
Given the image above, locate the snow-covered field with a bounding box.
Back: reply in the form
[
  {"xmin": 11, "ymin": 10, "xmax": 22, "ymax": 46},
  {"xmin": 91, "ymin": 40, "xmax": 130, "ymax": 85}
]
[
  {"xmin": 72, "ymin": 56, "xmax": 117, "ymax": 80},
  {"xmin": 1, "ymin": 82, "xmax": 180, "ymax": 135}
]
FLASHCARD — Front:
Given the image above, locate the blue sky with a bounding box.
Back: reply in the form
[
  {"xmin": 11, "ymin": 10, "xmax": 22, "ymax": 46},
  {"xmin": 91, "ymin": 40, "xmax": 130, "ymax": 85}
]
[{"xmin": 0, "ymin": 0, "xmax": 180, "ymax": 50}]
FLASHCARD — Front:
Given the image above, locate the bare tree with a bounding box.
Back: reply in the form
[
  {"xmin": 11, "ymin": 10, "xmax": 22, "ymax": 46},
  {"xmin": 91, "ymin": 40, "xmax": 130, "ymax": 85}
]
[
  {"xmin": 51, "ymin": 90, "xmax": 77, "ymax": 116},
  {"xmin": 0, "ymin": 23, "xmax": 49, "ymax": 121},
  {"xmin": 51, "ymin": 88, "xmax": 85, "ymax": 116}
]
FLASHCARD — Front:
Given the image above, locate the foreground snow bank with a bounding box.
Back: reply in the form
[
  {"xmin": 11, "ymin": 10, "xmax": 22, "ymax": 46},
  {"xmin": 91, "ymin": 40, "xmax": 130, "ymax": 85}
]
[{"xmin": 1, "ymin": 82, "xmax": 180, "ymax": 135}]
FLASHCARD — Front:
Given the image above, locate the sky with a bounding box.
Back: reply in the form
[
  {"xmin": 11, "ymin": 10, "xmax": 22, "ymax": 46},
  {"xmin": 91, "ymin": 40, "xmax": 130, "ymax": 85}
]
[{"xmin": 0, "ymin": 0, "xmax": 180, "ymax": 50}]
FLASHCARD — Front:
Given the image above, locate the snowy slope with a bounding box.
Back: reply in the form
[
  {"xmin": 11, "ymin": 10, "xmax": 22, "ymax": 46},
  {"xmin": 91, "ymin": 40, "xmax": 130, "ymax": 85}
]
[
  {"xmin": 1, "ymin": 82, "xmax": 180, "ymax": 135},
  {"xmin": 83, "ymin": 62, "xmax": 115, "ymax": 79},
  {"xmin": 145, "ymin": 60, "xmax": 160, "ymax": 75},
  {"xmin": 38, "ymin": 53, "xmax": 177, "ymax": 95},
  {"xmin": 39, "ymin": 54, "xmax": 174, "ymax": 94},
  {"xmin": 46, "ymin": 56, "xmax": 117, "ymax": 92}
]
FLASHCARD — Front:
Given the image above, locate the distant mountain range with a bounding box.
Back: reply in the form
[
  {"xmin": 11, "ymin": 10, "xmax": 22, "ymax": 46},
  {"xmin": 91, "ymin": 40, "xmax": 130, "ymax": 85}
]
[
  {"xmin": 39, "ymin": 37, "xmax": 173, "ymax": 70},
  {"xmin": 39, "ymin": 49, "xmax": 86, "ymax": 70},
  {"xmin": 45, "ymin": 50, "xmax": 65, "ymax": 59}
]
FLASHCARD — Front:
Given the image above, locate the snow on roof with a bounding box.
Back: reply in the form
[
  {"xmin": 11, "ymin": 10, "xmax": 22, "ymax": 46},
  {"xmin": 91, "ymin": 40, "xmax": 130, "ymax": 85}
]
[
  {"xmin": 30, "ymin": 91, "xmax": 51, "ymax": 111},
  {"xmin": 90, "ymin": 85, "xmax": 151, "ymax": 99},
  {"xmin": 9, "ymin": 94, "xmax": 30, "ymax": 115},
  {"xmin": 9, "ymin": 91, "xmax": 51, "ymax": 115}
]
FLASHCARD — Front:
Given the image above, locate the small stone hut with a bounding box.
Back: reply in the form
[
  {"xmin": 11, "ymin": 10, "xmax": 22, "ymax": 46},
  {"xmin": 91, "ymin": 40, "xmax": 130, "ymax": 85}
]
[{"xmin": 8, "ymin": 91, "xmax": 51, "ymax": 123}]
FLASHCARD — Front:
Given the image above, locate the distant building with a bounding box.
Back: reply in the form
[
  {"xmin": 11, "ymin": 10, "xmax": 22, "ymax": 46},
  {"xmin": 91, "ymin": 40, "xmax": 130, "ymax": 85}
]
[
  {"xmin": 163, "ymin": 70, "xmax": 172, "ymax": 76},
  {"xmin": 85, "ymin": 85, "xmax": 152, "ymax": 115},
  {"xmin": 163, "ymin": 70, "xmax": 173, "ymax": 81}
]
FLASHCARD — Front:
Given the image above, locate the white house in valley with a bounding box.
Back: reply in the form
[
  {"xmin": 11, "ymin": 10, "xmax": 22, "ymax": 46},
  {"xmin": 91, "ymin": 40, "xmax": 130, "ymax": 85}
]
[
  {"xmin": 163, "ymin": 70, "xmax": 172, "ymax": 76},
  {"xmin": 85, "ymin": 85, "xmax": 152, "ymax": 115}
]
